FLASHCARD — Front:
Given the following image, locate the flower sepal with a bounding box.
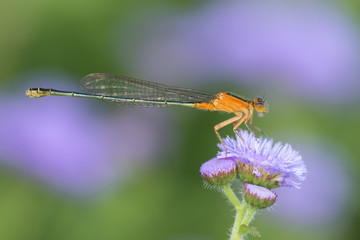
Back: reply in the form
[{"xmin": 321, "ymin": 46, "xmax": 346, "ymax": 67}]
[{"xmin": 237, "ymin": 162, "xmax": 282, "ymax": 189}]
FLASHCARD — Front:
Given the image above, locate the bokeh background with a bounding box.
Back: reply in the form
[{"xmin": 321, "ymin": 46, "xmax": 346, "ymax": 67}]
[{"xmin": 1, "ymin": 0, "xmax": 360, "ymax": 239}]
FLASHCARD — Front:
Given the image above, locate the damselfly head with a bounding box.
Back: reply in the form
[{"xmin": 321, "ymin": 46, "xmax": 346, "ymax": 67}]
[{"xmin": 253, "ymin": 97, "xmax": 268, "ymax": 114}]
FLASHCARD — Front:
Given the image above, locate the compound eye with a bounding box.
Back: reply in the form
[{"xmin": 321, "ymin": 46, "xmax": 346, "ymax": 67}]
[{"xmin": 257, "ymin": 97, "xmax": 264, "ymax": 103}]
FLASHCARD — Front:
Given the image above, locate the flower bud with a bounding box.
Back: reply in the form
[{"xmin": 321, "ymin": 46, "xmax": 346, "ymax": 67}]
[
  {"xmin": 200, "ymin": 158, "xmax": 236, "ymax": 187},
  {"xmin": 243, "ymin": 183, "xmax": 277, "ymax": 209}
]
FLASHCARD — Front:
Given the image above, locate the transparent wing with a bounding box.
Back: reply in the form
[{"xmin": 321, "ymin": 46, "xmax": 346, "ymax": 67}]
[{"xmin": 81, "ymin": 73, "xmax": 216, "ymax": 107}]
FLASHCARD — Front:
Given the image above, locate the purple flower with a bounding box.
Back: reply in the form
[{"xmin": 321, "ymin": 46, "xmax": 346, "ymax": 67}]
[
  {"xmin": 200, "ymin": 157, "xmax": 237, "ymax": 186},
  {"xmin": 217, "ymin": 130, "xmax": 306, "ymax": 189}
]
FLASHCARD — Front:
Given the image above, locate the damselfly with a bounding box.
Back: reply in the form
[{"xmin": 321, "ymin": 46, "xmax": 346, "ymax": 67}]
[{"xmin": 26, "ymin": 73, "xmax": 268, "ymax": 150}]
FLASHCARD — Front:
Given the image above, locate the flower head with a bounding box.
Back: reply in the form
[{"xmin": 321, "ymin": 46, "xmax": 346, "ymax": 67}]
[
  {"xmin": 200, "ymin": 157, "xmax": 237, "ymax": 187},
  {"xmin": 217, "ymin": 130, "xmax": 306, "ymax": 189}
]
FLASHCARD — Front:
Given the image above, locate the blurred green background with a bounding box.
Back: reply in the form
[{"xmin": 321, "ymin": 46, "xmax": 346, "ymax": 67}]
[{"xmin": 1, "ymin": 0, "xmax": 360, "ymax": 239}]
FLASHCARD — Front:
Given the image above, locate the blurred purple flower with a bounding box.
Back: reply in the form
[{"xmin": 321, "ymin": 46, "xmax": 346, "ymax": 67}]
[
  {"xmin": 217, "ymin": 130, "xmax": 306, "ymax": 188},
  {"xmin": 0, "ymin": 74, "xmax": 170, "ymax": 196},
  {"xmin": 116, "ymin": 0, "xmax": 360, "ymax": 102}
]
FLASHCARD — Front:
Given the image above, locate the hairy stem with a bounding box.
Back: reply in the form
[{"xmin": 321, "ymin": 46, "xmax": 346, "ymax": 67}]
[{"xmin": 222, "ymin": 184, "xmax": 247, "ymax": 240}]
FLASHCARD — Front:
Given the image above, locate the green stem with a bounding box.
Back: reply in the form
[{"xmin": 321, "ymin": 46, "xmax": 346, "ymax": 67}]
[
  {"xmin": 222, "ymin": 185, "xmax": 259, "ymax": 240},
  {"xmin": 222, "ymin": 184, "xmax": 241, "ymax": 211},
  {"xmin": 221, "ymin": 185, "xmax": 247, "ymax": 240},
  {"xmin": 242, "ymin": 204, "xmax": 257, "ymax": 226},
  {"xmin": 237, "ymin": 204, "xmax": 258, "ymax": 239}
]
